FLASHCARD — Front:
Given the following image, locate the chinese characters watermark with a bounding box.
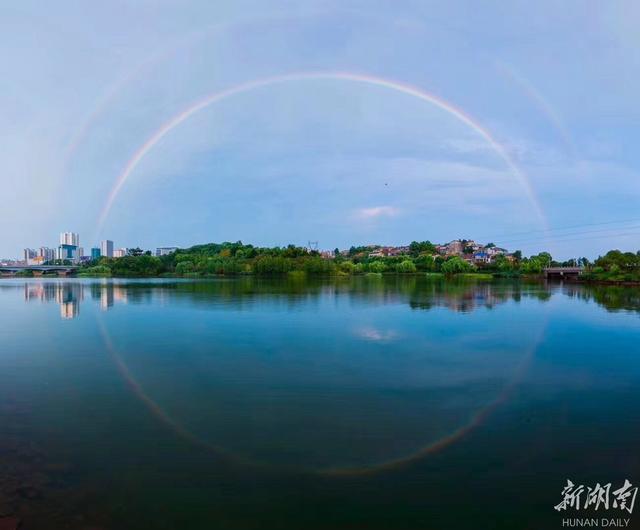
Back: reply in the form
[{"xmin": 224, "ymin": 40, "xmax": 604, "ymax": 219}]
[{"xmin": 555, "ymin": 479, "xmax": 638, "ymax": 514}]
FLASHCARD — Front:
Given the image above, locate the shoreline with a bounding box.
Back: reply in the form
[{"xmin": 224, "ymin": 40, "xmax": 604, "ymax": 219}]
[{"xmin": 2, "ymin": 271, "xmax": 640, "ymax": 286}]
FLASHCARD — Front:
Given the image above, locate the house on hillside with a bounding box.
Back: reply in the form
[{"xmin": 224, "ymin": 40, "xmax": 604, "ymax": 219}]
[
  {"xmin": 368, "ymin": 246, "xmax": 410, "ymax": 258},
  {"xmin": 486, "ymin": 246, "xmax": 507, "ymax": 257},
  {"xmin": 438, "ymin": 240, "xmax": 464, "ymax": 256},
  {"xmin": 473, "ymin": 251, "xmax": 491, "ymax": 264}
]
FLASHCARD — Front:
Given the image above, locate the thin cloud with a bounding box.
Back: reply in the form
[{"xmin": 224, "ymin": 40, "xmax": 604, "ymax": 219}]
[{"xmin": 354, "ymin": 206, "xmax": 400, "ymax": 220}]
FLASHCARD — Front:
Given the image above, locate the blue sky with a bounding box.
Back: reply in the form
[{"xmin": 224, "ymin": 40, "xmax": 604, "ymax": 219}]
[{"xmin": 2, "ymin": 1, "xmax": 639, "ymax": 260}]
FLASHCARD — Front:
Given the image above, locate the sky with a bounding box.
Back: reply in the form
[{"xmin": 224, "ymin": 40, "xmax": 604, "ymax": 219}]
[{"xmin": 2, "ymin": 0, "xmax": 640, "ymax": 260}]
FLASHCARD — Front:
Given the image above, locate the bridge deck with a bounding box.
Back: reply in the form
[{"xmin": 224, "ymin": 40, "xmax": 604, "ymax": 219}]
[
  {"xmin": 0, "ymin": 265, "xmax": 78, "ymax": 271},
  {"xmin": 543, "ymin": 266, "xmax": 583, "ymax": 278}
]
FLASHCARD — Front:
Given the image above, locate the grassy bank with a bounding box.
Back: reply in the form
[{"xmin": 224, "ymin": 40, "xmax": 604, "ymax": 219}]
[{"xmin": 71, "ymin": 270, "xmax": 511, "ymax": 281}]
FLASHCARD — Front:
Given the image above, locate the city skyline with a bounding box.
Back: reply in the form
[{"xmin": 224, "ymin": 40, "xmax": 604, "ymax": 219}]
[
  {"xmin": 18, "ymin": 232, "xmax": 135, "ymax": 264},
  {"xmin": 2, "ymin": 2, "xmax": 640, "ymax": 260},
  {"xmin": 8, "ymin": 227, "xmax": 633, "ymax": 264}
]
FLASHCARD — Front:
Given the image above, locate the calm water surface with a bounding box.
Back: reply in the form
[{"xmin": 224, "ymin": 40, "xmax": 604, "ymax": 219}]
[{"xmin": 0, "ymin": 277, "xmax": 639, "ymax": 529}]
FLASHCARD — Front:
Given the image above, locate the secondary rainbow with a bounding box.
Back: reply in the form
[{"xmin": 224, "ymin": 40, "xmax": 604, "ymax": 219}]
[
  {"xmin": 95, "ymin": 71, "xmax": 548, "ymax": 237},
  {"xmin": 495, "ymin": 61, "xmax": 577, "ymax": 158}
]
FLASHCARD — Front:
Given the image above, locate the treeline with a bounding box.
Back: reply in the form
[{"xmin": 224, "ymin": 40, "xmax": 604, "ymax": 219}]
[
  {"xmin": 77, "ymin": 241, "xmax": 640, "ymax": 280},
  {"xmin": 581, "ymin": 250, "xmax": 640, "ymax": 282}
]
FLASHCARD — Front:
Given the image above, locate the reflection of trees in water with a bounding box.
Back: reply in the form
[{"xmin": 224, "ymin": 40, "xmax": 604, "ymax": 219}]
[
  {"xmin": 405, "ymin": 279, "xmax": 552, "ymax": 312},
  {"xmin": 562, "ymin": 284, "xmax": 640, "ymax": 314},
  {"xmin": 164, "ymin": 277, "xmax": 554, "ymax": 313},
  {"xmin": 5, "ymin": 278, "xmax": 555, "ymax": 316},
  {"xmin": 6, "ymin": 278, "xmax": 640, "ymax": 317}
]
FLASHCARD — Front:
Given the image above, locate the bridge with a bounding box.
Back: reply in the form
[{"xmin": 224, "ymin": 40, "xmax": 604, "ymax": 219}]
[
  {"xmin": 0, "ymin": 265, "xmax": 79, "ymax": 277},
  {"xmin": 543, "ymin": 266, "xmax": 583, "ymax": 279}
]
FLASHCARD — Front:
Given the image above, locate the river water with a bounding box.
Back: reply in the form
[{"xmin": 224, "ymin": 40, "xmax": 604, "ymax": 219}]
[{"xmin": 0, "ymin": 277, "xmax": 639, "ymax": 529}]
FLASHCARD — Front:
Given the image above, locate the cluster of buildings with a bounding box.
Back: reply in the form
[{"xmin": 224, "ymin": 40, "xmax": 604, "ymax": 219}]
[
  {"xmin": 368, "ymin": 246, "xmax": 411, "ymax": 258},
  {"xmin": 435, "ymin": 239, "xmax": 513, "ymax": 265},
  {"xmin": 359, "ymin": 239, "xmax": 514, "ymax": 265},
  {"xmin": 22, "ymin": 231, "xmax": 86, "ymax": 265},
  {"xmin": 22, "ymin": 232, "xmax": 124, "ymax": 265},
  {"xmin": 20, "ymin": 232, "xmax": 178, "ymax": 265}
]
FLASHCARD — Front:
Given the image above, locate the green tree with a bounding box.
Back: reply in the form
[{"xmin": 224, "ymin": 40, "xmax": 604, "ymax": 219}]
[
  {"xmin": 414, "ymin": 254, "xmax": 436, "ymax": 271},
  {"xmin": 396, "ymin": 260, "xmax": 417, "ymax": 273},
  {"xmin": 368, "ymin": 261, "xmax": 387, "ymax": 273},
  {"xmin": 595, "ymin": 250, "xmax": 640, "ymax": 272},
  {"xmin": 175, "ymin": 261, "xmax": 195, "ymax": 274},
  {"xmin": 441, "ymin": 256, "xmax": 474, "ymax": 274},
  {"xmin": 409, "ymin": 241, "xmax": 436, "ymax": 256},
  {"xmin": 493, "ymin": 254, "xmax": 514, "ymax": 272},
  {"xmin": 537, "ymin": 252, "xmax": 553, "ymax": 266},
  {"xmin": 339, "ymin": 261, "xmax": 355, "ymax": 274},
  {"xmin": 283, "ymin": 244, "xmax": 307, "ymax": 259},
  {"xmin": 521, "ymin": 257, "xmax": 544, "ymax": 274},
  {"xmin": 253, "ymin": 256, "xmax": 292, "ymax": 274},
  {"xmin": 303, "ymin": 257, "xmax": 335, "ymax": 274}
]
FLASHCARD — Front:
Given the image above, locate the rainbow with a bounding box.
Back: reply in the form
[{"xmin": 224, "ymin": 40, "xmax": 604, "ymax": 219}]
[
  {"xmin": 62, "ymin": 21, "xmax": 228, "ymax": 173},
  {"xmin": 495, "ymin": 61, "xmax": 577, "ymax": 158},
  {"xmin": 62, "ymin": 8, "xmax": 376, "ymax": 177},
  {"xmin": 95, "ymin": 71, "xmax": 548, "ymax": 238},
  {"xmin": 97, "ymin": 300, "xmax": 549, "ymax": 477}
]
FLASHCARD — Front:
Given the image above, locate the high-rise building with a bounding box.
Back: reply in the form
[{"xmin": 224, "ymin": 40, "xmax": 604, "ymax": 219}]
[
  {"xmin": 113, "ymin": 248, "xmax": 127, "ymax": 258},
  {"xmin": 57, "ymin": 245, "xmax": 79, "ymax": 261},
  {"xmin": 100, "ymin": 240, "xmax": 114, "ymax": 258},
  {"xmin": 23, "ymin": 248, "xmax": 37, "ymax": 264},
  {"xmin": 57, "ymin": 232, "xmax": 80, "ymax": 263},
  {"xmin": 60, "ymin": 232, "xmax": 80, "ymax": 246},
  {"xmin": 38, "ymin": 247, "xmax": 56, "ymax": 262},
  {"xmin": 91, "ymin": 247, "xmax": 101, "ymax": 260}
]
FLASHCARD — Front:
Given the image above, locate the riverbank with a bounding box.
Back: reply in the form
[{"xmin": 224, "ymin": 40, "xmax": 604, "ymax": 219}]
[
  {"xmin": 6, "ymin": 270, "xmax": 640, "ymax": 286},
  {"xmin": 73, "ymin": 271, "xmax": 501, "ymax": 281},
  {"xmin": 11, "ymin": 244, "xmax": 637, "ymax": 285}
]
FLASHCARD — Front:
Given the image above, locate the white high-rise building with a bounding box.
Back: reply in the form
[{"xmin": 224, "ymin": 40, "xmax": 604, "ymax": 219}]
[
  {"xmin": 60, "ymin": 232, "xmax": 80, "ymax": 246},
  {"xmin": 113, "ymin": 248, "xmax": 127, "ymax": 258},
  {"xmin": 38, "ymin": 247, "xmax": 56, "ymax": 261},
  {"xmin": 23, "ymin": 248, "xmax": 37, "ymax": 264},
  {"xmin": 58, "ymin": 232, "xmax": 80, "ymax": 263},
  {"xmin": 100, "ymin": 240, "xmax": 114, "ymax": 258}
]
